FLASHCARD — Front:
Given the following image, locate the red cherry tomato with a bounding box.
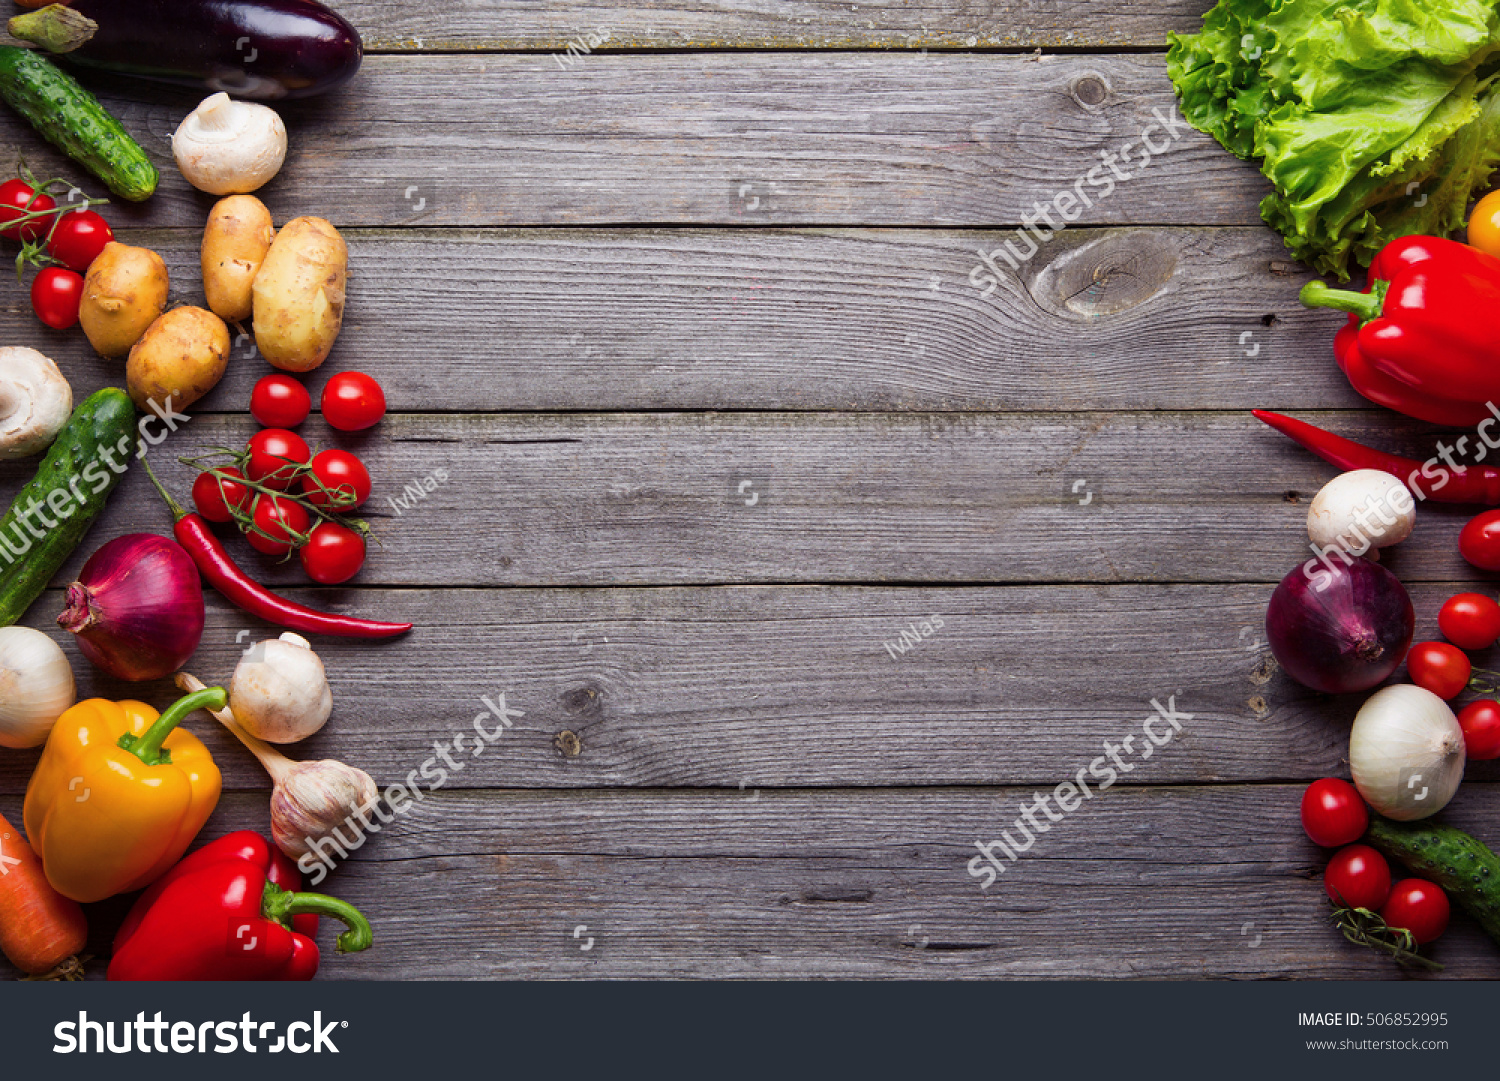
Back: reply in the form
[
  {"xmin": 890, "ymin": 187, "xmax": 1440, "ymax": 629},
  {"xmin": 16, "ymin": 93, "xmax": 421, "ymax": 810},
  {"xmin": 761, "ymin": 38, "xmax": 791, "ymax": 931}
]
[
  {"xmin": 1457, "ymin": 699, "xmax": 1500, "ymax": 760},
  {"xmin": 45, "ymin": 208, "xmax": 113, "ymax": 273},
  {"xmin": 245, "ymin": 428, "xmax": 311, "ymax": 490},
  {"xmin": 302, "ymin": 448, "xmax": 371, "ymax": 510},
  {"xmin": 1438, "ymin": 592, "xmax": 1500, "ymax": 651},
  {"xmin": 29, "ymin": 267, "xmax": 83, "ymax": 330},
  {"xmin": 1407, "ymin": 641, "xmax": 1471, "ymax": 700},
  {"xmin": 1300, "ymin": 778, "xmax": 1368, "ymax": 848},
  {"xmin": 1324, "ymin": 844, "xmax": 1392, "ymax": 910},
  {"xmin": 1380, "ymin": 879, "xmax": 1449, "ymax": 944},
  {"xmin": 0, "ymin": 179, "xmax": 56, "ymax": 242},
  {"xmin": 190, "ymin": 467, "xmax": 250, "ymax": 524},
  {"xmin": 250, "ymin": 374, "xmax": 311, "ymax": 428},
  {"xmin": 247, "ymin": 493, "xmax": 311, "ymax": 556},
  {"xmin": 321, "ymin": 371, "xmax": 386, "ymax": 431},
  {"xmin": 1460, "ymin": 509, "xmax": 1500, "ymax": 571},
  {"xmin": 299, "ymin": 521, "xmax": 366, "ymax": 584}
]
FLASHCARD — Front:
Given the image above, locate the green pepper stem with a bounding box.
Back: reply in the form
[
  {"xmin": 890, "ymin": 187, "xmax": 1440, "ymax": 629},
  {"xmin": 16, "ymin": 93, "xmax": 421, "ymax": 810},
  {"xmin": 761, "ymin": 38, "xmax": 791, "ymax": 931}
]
[
  {"xmin": 1300, "ymin": 278, "xmax": 1388, "ymax": 324},
  {"xmin": 263, "ymin": 881, "xmax": 374, "ymax": 954},
  {"xmin": 118, "ymin": 687, "xmax": 225, "ymax": 766}
]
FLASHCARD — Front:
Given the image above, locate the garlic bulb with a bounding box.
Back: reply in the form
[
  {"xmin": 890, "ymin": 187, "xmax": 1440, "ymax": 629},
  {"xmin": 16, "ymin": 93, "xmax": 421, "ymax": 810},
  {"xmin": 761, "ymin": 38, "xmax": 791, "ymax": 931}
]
[
  {"xmin": 231, "ymin": 632, "xmax": 332, "ymax": 743},
  {"xmin": 0, "ymin": 626, "xmax": 75, "ymax": 748},
  {"xmin": 1349, "ymin": 684, "xmax": 1465, "ymax": 820},
  {"xmin": 270, "ymin": 758, "xmax": 379, "ymax": 859},
  {"xmin": 172, "ymin": 93, "xmax": 287, "ymax": 195},
  {"xmin": 1307, "ymin": 470, "xmax": 1415, "ymax": 554}
]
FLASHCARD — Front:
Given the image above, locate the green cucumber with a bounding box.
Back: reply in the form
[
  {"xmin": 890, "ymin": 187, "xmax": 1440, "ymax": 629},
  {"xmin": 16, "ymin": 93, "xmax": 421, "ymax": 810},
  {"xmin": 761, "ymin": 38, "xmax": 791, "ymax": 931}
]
[
  {"xmin": 1365, "ymin": 815, "xmax": 1500, "ymax": 948},
  {"xmin": 0, "ymin": 387, "xmax": 136, "ymax": 626},
  {"xmin": 0, "ymin": 45, "xmax": 157, "ymax": 202}
]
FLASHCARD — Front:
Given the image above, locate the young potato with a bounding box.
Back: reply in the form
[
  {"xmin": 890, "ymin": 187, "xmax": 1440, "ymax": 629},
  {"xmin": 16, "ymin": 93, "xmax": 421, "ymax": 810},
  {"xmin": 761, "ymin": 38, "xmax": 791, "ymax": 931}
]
[
  {"xmin": 126, "ymin": 306, "xmax": 230, "ymax": 413},
  {"xmin": 202, "ymin": 194, "xmax": 274, "ymax": 323},
  {"xmin": 79, "ymin": 242, "xmax": 169, "ymax": 358},
  {"xmin": 252, "ymin": 216, "xmax": 347, "ymax": 372}
]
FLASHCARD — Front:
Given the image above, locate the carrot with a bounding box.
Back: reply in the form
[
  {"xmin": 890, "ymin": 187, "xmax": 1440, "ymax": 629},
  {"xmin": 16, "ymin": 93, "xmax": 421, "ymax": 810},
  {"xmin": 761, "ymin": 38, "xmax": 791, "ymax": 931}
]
[{"xmin": 0, "ymin": 811, "xmax": 86, "ymax": 978}]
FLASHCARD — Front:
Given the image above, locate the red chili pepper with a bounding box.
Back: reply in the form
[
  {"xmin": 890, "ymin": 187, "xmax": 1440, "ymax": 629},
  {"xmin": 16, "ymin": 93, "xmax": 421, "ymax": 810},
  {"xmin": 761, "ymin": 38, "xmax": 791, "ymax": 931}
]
[
  {"xmin": 108, "ymin": 831, "xmax": 371, "ymax": 981},
  {"xmin": 1253, "ymin": 410, "xmax": 1500, "ymax": 504},
  {"xmin": 142, "ymin": 457, "xmax": 412, "ymax": 639},
  {"xmin": 1301, "ymin": 235, "xmax": 1500, "ymax": 427}
]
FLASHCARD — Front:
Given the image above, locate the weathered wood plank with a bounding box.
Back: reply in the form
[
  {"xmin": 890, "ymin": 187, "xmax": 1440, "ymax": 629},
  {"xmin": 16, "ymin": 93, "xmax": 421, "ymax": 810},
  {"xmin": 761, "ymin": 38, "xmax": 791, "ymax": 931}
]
[
  {"xmin": 3, "ymin": 226, "xmax": 1334, "ymax": 414},
  {"xmin": 5, "ymin": 582, "xmax": 1496, "ymax": 794},
  {"xmin": 0, "ymin": 54, "xmax": 1263, "ymax": 229},
  {"xmin": 0, "ymin": 410, "xmax": 1484, "ymax": 590},
  {"xmin": 340, "ymin": 0, "xmax": 1210, "ymax": 51},
  {"xmin": 3, "ymin": 785, "xmax": 1495, "ymax": 980}
]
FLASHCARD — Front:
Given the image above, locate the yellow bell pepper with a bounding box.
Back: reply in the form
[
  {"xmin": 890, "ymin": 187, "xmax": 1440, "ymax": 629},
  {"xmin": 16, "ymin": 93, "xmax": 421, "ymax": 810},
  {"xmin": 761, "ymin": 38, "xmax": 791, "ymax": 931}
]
[{"xmin": 24, "ymin": 688, "xmax": 225, "ymax": 903}]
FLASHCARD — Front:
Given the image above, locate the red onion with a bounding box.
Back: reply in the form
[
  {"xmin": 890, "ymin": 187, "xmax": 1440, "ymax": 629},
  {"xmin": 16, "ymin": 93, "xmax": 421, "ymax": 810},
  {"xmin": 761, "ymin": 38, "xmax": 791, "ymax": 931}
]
[
  {"xmin": 1266, "ymin": 558, "xmax": 1413, "ymax": 694},
  {"xmin": 58, "ymin": 534, "xmax": 205, "ymax": 681}
]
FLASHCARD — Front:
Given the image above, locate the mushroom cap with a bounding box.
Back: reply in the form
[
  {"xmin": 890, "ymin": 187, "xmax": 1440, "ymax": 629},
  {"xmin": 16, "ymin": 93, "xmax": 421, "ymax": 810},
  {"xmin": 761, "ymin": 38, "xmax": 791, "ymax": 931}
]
[
  {"xmin": 172, "ymin": 93, "xmax": 288, "ymax": 195},
  {"xmin": 0, "ymin": 347, "xmax": 72, "ymax": 460}
]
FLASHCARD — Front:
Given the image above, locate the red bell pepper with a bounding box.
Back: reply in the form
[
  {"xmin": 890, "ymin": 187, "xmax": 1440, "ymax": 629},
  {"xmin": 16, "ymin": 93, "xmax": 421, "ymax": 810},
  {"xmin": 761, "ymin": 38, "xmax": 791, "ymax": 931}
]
[
  {"xmin": 1300, "ymin": 235, "xmax": 1500, "ymax": 427},
  {"xmin": 107, "ymin": 830, "xmax": 372, "ymax": 981}
]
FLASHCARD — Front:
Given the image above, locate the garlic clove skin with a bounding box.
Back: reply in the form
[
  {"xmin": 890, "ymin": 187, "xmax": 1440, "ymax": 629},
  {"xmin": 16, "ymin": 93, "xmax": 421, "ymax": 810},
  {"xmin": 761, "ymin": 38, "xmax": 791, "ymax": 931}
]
[
  {"xmin": 0, "ymin": 347, "xmax": 72, "ymax": 460},
  {"xmin": 172, "ymin": 93, "xmax": 288, "ymax": 195},
  {"xmin": 270, "ymin": 759, "xmax": 379, "ymax": 860},
  {"xmin": 230, "ymin": 631, "xmax": 333, "ymax": 744},
  {"xmin": 0, "ymin": 626, "xmax": 76, "ymax": 748}
]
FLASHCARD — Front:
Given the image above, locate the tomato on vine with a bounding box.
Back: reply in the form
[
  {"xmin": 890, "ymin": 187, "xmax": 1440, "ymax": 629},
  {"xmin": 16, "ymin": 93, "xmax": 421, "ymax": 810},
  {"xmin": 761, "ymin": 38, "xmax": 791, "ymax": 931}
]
[
  {"xmin": 30, "ymin": 267, "xmax": 82, "ymax": 329},
  {"xmin": 247, "ymin": 493, "xmax": 311, "ymax": 556},
  {"xmin": 303, "ymin": 449, "xmax": 370, "ymax": 510},
  {"xmin": 245, "ymin": 428, "xmax": 311, "ymax": 490},
  {"xmin": 300, "ymin": 521, "xmax": 366, "ymax": 584},
  {"xmin": 191, "ymin": 468, "xmax": 250, "ymax": 524},
  {"xmin": 1300, "ymin": 778, "xmax": 1368, "ymax": 848},
  {"xmin": 1380, "ymin": 880, "xmax": 1449, "ymax": 944},
  {"xmin": 0, "ymin": 178, "xmax": 55, "ymax": 242},
  {"xmin": 45, "ymin": 208, "xmax": 112, "ymax": 273},
  {"xmin": 1324, "ymin": 844, "xmax": 1392, "ymax": 910}
]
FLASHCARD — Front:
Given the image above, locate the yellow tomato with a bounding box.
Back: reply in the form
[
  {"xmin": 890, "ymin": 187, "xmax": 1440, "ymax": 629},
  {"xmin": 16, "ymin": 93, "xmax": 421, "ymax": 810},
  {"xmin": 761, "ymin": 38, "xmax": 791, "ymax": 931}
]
[{"xmin": 1468, "ymin": 190, "xmax": 1500, "ymax": 256}]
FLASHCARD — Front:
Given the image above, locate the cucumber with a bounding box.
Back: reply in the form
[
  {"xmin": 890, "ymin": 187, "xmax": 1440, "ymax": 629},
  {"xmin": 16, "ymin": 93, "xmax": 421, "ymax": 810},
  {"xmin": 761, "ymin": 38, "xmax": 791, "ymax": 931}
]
[
  {"xmin": 1365, "ymin": 815, "xmax": 1500, "ymax": 948},
  {"xmin": 0, "ymin": 45, "xmax": 157, "ymax": 202},
  {"xmin": 0, "ymin": 387, "xmax": 136, "ymax": 626}
]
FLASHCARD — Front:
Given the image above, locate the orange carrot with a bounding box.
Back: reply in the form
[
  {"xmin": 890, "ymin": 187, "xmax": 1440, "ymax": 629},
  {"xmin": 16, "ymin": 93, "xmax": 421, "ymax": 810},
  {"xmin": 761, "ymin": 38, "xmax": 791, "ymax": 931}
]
[{"xmin": 0, "ymin": 811, "xmax": 86, "ymax": 978}]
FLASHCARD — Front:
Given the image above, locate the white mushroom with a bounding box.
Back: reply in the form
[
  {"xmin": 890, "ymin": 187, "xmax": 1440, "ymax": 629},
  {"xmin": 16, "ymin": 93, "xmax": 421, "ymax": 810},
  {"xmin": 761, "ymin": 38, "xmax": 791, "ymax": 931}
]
[
  {"xmin": 172, "ymin": 93, "xmax": 287, "ymax": 195},
  {"xmin": 0, "ymin": 347, "xmax": 71, "ymax": 459}
]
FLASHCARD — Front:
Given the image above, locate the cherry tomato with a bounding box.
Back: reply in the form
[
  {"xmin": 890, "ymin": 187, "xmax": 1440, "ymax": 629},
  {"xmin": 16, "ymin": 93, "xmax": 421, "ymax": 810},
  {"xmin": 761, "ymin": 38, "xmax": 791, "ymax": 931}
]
[
  {"xmin": 302, "ymin": 448, "xmax": 371, "ymax": 510},
  {"xmin": 321, "ymin": 371, "xmax": 386, "ymax": 431},
  {"xmin": 29, "ymin": 267, "xmax": 82, "ymax": 330},
  {"xmin": 1438, "ymin": 592, "xmax": 1500, "ymax": 651},
  {"xmin": 1380, "ymin": 879, "xmax": 1449, "ymax": 945},
  {"xmin": 1459, "ymin": 509, "xmax": 1500, "ymax": 571},
  {"xmin": 1457, "ymin": 699, "xmax": 1500, "ymax": 760},
  {"xmin": 190, "ymin": 467, "xmax": 250, "ymax": 524},
  {"xmin": 245, "ymin": 428, "xmax": 311, "ymax": 490},
  {"xmin": 247, "ymin": 493, "xmax": 311, "ymax": 556},
  {"xmin": 1407, "ymin": 641, "xmax": 1471, "ymax": 700},
  {"xmin": 1324, "ymin": 844, "xmax": 1392, "ymax": 910},
  {"xmin": 250, "ymin": 374, "xmax": 311, "ymax": 428},
  {"xmin": 0, "ymin": 179, "xmax": 56, "ymax": 242},
  {"xmin": 1469, "ymin": 190, "xmax": 1500, "ymax": 257},
  {"xmin": 1300, "ymin": 778, "xmax": 1368, "ymax": 848},
  {"xmin": 299, "ymin": 521, "xmax": 366, "ymax": 584},
  {"xmin": 45, "ymin": 208, "xmax": 112, "ymax": 273}
]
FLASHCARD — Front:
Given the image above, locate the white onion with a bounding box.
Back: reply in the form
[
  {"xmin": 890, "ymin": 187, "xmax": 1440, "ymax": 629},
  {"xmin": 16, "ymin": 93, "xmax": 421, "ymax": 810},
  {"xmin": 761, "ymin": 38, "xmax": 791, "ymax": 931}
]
[
  {"xmin": 0, "ymin": 626, "xmax": 76, "ymax": 748},
  {"xmin": 1349, "ymin": 684, "xmax": 1465, "ymax": 820},
  {"xmin": 1307, "ymin": 469, "xmax": 1415, "ymax": 553}
]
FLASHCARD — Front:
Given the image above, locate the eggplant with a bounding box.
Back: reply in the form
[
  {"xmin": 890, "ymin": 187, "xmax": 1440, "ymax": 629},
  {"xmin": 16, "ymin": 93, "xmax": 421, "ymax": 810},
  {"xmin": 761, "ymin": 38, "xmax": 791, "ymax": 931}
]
[{"xmin": 7, "ymin": 0, "xmax": 361, "ymax": 100}]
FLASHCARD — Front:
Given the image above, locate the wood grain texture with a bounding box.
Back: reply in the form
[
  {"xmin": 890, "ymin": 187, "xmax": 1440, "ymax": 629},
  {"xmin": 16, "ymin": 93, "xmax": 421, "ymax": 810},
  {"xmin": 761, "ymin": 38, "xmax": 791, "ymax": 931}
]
[
  {"xmin": 340, "ymin": 0, "xmax": 1211, "ymax": 50},
  {"xmin": 0, "ymin": 409, "xmax": 1486, "ymax": 591},
  {"xmin": 6, "ymin": 582, "xmax": 1497, "ymax": 795},
  {"xmin": 2, "ymin": 225, "xmax": 1334, "ymax": 414},
  {"xmin": 0, "ymin": 54, "xmax": 1265, "ymax": 229},
  {"xmin": 3, "ymin": 786, "xmax": 1495, "ymax": 980}
]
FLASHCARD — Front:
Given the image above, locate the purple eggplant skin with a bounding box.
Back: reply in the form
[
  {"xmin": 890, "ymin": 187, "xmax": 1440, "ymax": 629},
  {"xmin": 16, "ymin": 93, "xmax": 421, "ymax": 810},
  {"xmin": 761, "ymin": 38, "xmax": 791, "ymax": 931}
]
[{"xmin": 38, "ymin": 0, "xmax": 361, "ymax": 100}]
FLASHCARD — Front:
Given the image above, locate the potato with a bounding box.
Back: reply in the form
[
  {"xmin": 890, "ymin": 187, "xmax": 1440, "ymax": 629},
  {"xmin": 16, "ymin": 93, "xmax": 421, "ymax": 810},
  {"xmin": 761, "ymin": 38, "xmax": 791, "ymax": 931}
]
[
  {"xmin": 252, "ymin": 216, "xmax": 347, "ymax": 372},
  {"xmin": 202, "ymin": 194, "xmax": 274, "ymax": 323},
  {"xmin": 79, "ymin": 242, "xmax": 169, "ymax": 358},
  {"xmin": 126, "ymin": 306, "xmax": 230, "ymax": 413}
]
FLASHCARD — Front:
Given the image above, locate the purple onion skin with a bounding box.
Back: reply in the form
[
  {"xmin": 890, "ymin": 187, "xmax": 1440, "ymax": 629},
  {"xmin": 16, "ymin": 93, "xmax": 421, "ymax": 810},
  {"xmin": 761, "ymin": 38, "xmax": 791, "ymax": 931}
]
[
  {"xmin": 58, "ymin": 534, "xmax": 205, "ymax": 682},
  {"xmin": 1266, "ymin": 558, "xmax": 1414, "ymax": 694}
]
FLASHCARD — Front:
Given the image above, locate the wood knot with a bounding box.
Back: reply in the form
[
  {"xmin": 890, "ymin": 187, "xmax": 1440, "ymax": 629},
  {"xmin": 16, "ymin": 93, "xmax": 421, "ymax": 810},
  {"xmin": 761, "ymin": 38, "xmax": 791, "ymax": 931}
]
[
  {"xmin": 562, "ymin": 683, "xmax": 602, "ymax": 716},
  {"xmin": 1071, "ymin": 76, "xmax": 1108, "ymax": 108},
  {"xmin": 555, "ymin": 729, "xmax": 583, "ymax": 757},
  {"xmin": 1028, "ymin": 231, "xmax": 1178, "ymax": 320}
]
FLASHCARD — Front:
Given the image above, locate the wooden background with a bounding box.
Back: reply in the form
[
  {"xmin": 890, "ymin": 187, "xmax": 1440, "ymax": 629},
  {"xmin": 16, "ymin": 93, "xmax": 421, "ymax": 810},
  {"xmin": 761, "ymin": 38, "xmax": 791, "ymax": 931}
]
[{"xmin": 3, "ymin": 0, "xmax": 1500, "ymax": 979}]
